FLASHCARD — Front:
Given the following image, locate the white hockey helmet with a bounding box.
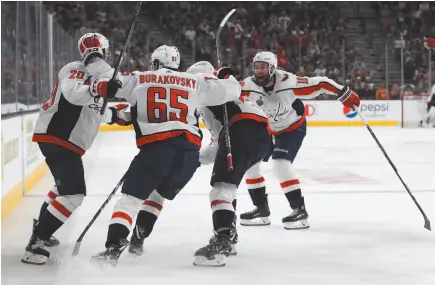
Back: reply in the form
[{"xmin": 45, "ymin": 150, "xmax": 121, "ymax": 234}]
[
  {"xmin": 186, "ymin": 61, "xmax": 214, "ymax": 75},
  {"xmin": 78, "ymin": 33, "xmax": 109, "ymax": 62},
  {"xmin": 253, "ymin": 51, "xmax": 277, "ymax": 86},
  {"xmin": 150, "ymin": 45, "xmax": 180, "ymax": 70}
]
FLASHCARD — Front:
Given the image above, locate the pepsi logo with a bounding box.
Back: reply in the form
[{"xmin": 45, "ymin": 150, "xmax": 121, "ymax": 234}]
[{"xmin": 343, "ymin": 106, "xmax": 357, "ymax": 118}]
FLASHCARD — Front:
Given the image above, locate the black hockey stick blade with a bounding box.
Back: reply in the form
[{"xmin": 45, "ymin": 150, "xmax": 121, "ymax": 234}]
[
  {"xmin": 72, "ymin": 173, "xmax": 127, "ymax": 257},
  {"xmin": 100, "ymin": 1, "xmax": 142, "ymax": 115},
  {"xmin": 353, "ymin": 104, "xmax": 431, "ymax": 231}
]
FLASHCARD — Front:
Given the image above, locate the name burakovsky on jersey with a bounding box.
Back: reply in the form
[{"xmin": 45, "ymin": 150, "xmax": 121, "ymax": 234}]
[{"xmin": 238, "ymin": 51, "xmax": 361, "ymax": 230}]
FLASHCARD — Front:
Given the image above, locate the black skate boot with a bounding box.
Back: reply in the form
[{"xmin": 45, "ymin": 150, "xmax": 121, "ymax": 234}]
[
  {"xmin": 33, "ymin": 219, "xmax": 59, "ymax": 247},
  {"xmin": 91, "ymin": 239, "xmax": 129, "ymax": 267},
  {"xmin": 194, "ymin": 233, "xmax": 232, "ymax": 267},
  {"xmin": 128, "ymin": 225, "xmax": 145, "ymax": 256},
  {"xmin": 282, "ymin": 197, "xmax": 309, "ymax": 230},
  {"xmin": 240, "ymin": 194, "xmax": 271, "ymax": 226},
  {"xmin": 209, "ymin": 216, "xmax": 238, "ymax": 255},
  {"xmin": 21, "ymin": 233, "xmax": 50, "ymax": 265}
]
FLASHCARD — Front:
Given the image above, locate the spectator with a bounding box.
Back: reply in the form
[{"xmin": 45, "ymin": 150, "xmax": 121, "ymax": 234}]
[{"xmin": 376, "ymin": 82, "xmax": 390, "ymax": 100}]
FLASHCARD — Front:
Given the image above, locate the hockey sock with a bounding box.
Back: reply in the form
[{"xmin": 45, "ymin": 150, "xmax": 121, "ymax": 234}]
[
  {"xmin": 272, "ymin": 159, "xmax": 304, "ymax": 209},
  {"xmin": 106, "ymin": 194, "xmax": 142, "ymax": 248},
  {"xmin": 134, "ymin": 191, "xmax": 165, "ymax": 238},
  {"xmin": 210, "ymin": 183, "xmax": 237, "ymax": 236},
  {"xmin": 34, "ymin": 195, "xmax": 82, "ymax": 240},
  {"xmin": 245, "ymin": 162, "xmax": 266, "ymax": 206},
  {"xmin": 38, "ymin": 187, "xmax": 59, "ymax": 221}
]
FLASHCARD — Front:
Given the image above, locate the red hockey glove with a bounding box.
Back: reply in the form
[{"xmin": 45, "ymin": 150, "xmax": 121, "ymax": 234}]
[
  {"xmin": 214, "ymin": 67, "xmax": 235, "ymax": 79},
  {"xmin": 337, "ymin": 86, "xmax": 360, "ymax": 109},
  {"xmin": 423, "ymin": 37, "xmax": 435, "ymax": 51},
  {"xmin": 90, "ymin": 78, "xmax": 121, "ymax": 98},
  {"xmin": 109, "ymin": 104, "xmax": 132, "ymax": 126}
]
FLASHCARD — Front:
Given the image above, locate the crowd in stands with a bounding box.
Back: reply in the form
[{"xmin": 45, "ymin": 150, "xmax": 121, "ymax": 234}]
[
  {"xmin": 2, "ymin": 2, "xmax": 434, "ymax": 114},
  {"xmin": 374, "ymin": 1, "xmax": 435, "ymax": 99}
]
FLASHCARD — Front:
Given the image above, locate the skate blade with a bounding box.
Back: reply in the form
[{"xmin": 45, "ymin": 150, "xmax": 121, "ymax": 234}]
[
  {"xmin": 240, "ymin": 217, "xmax": 271, "ymax": 226},
  {"xmin": 283, "ymin": 219, "xmax": 310, "ymax": 230},
  {"xmin": 21, "ymin": 251, "xmax": 48, "ymax": 265},
  {"xmin": 193, "ymin": 254, "xmax": 227, "ymax": 267}
]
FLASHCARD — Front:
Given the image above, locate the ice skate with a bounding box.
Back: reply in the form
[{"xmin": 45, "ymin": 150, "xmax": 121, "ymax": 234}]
[
  {"xmin": 194, "ymin": 233, "xmax": 232, "ymax": 267},
  {"xmin": 240, "ymin": 195, "xmax": 271, "ymax": 226},
  {"xmin": 128, "ymin": 226, "xmax": 145, "ymax": 256},
  {"xmin": 282, "ymin": 205, "xmax": 309, "ymax": 230},
  {"xmin": 21, "ymin": 233, "xmax": 50, "ymax": 265},
  {"xmin": 91, "ymin": 239, "xmax": 129, "ymax": 267}
]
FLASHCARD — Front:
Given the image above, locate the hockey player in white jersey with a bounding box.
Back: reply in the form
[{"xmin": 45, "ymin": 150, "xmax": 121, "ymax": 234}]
[
  {"xmin": 91, "ymin": 46, "xmax": 241, "ymax": 266},
  {"xmin": 182, "ymin": 61, "xmax": 270, "ymax": 266},
  {"xmin": 21, "ymin": 33, "xmax": 131, "ymax": 265},
  {"xmin": 420, "ymin": 84, "xmax": 435, "ymax": 128},
  {"xmin": 239, "ymin": 51, "xmax": 360, "ymax": 230}
]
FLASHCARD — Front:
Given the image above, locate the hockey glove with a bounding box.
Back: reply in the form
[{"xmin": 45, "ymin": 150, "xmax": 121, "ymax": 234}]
[
  {"xmin": 90, "ymin": 78, "xmax": 122, "ymax": 99},
  {"xmin": 423, "ymin": 37, "xmax": 435, "ymax": 51},
  {"xmin": 109, "ymin": 104, "xmax": 132, "ymax": 126},
  {"xmin": 337, "ymin": 86, "xmax": 360, "ymax": 109},
  {"xmin": 214, "ymin": 67, "xmax": 235, "ymax": 79}
]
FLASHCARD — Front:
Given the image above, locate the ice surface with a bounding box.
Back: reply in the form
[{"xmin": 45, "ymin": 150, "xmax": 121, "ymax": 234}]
[{"xmin": 2, "ymin": 127, "xmax": 435, "ymax": 285}]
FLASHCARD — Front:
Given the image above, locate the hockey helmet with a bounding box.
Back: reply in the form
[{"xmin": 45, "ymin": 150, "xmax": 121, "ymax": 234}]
[
  {"xmin": 78, "ymin": 33, "xmax": 109, "ymax": 61},
  {"xmin": 253, "ymin": 51, "xmax": 277, "ymax": 86},
  {"xmin": 186, "ymin": 61, "xmax": 214, "ymax": 75},
  {"xmin": 150, "ymin": 45, "xmax": 180, "ymax": 70}
]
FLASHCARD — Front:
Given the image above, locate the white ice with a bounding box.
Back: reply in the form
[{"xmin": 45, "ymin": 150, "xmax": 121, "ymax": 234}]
[{"xmin": 2, "ymin": 127, "xmax": 435, "ymax": 285}]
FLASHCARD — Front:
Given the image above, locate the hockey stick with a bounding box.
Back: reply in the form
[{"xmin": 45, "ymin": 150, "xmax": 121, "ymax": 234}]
[
  {"xmin": 216, "ymin": 8, "xmax": 237, "ymax": 171},
  {"xmin": 72, "ymin": 173, "xmax": 127, "ymax": 256},
  {"xmin": 100, "ymin": 1, "xmax": 143, "ymax": 116},
  {"xmin": 353, "ymin": 104, "xmax": 431, "ymax": 231},
  {"xmin": 72, "ymin": 3, "xmax": 142, "ymax": 257}
]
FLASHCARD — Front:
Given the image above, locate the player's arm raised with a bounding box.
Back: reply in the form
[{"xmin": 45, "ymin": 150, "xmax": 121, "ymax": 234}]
[
  {"xmin": 196, "ymin": 67, "xmax": 241, "ymax": 106},
  {"xmin": 292, "ymin": 75, "xmax": 360, "ymax": 108}
]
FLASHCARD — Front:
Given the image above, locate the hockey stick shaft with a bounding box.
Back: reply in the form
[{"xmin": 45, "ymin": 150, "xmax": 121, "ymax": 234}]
[
  {"xmin": 100, "ymin": 1, "xmax": 142, "ymax": 115},
  {"xmin": 72, "ymin": 173, "xmax": 127, "ymax": 257},
  {"xmin": 353, "ymin": 105, "xmax": 431, "ymax": 231},
  {"xmin": 216, "ymin": 9, "xmax": 236, "ymax": 171}
]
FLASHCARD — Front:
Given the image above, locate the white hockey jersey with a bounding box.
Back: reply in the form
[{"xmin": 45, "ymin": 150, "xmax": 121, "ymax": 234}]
[
  {"xmin": 240, "ymin": 69, "xmax": 345, "ymax": 135},
  {"xmin": 113, "ymin": 68, "xmax": 241, "ymax": 148},
  {"xmin": 197, "ymin": 98, "xmax": 268, "ymax": 165},
  {"xmin": 33, "ymin": 59, "xmax": 114, "ymax": 155}
]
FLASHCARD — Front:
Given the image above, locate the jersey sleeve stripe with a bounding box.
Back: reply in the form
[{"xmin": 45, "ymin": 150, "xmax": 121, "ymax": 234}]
[{"xmin": 289, "ymin": 82, "xmax": 341, "ymax": 96}]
